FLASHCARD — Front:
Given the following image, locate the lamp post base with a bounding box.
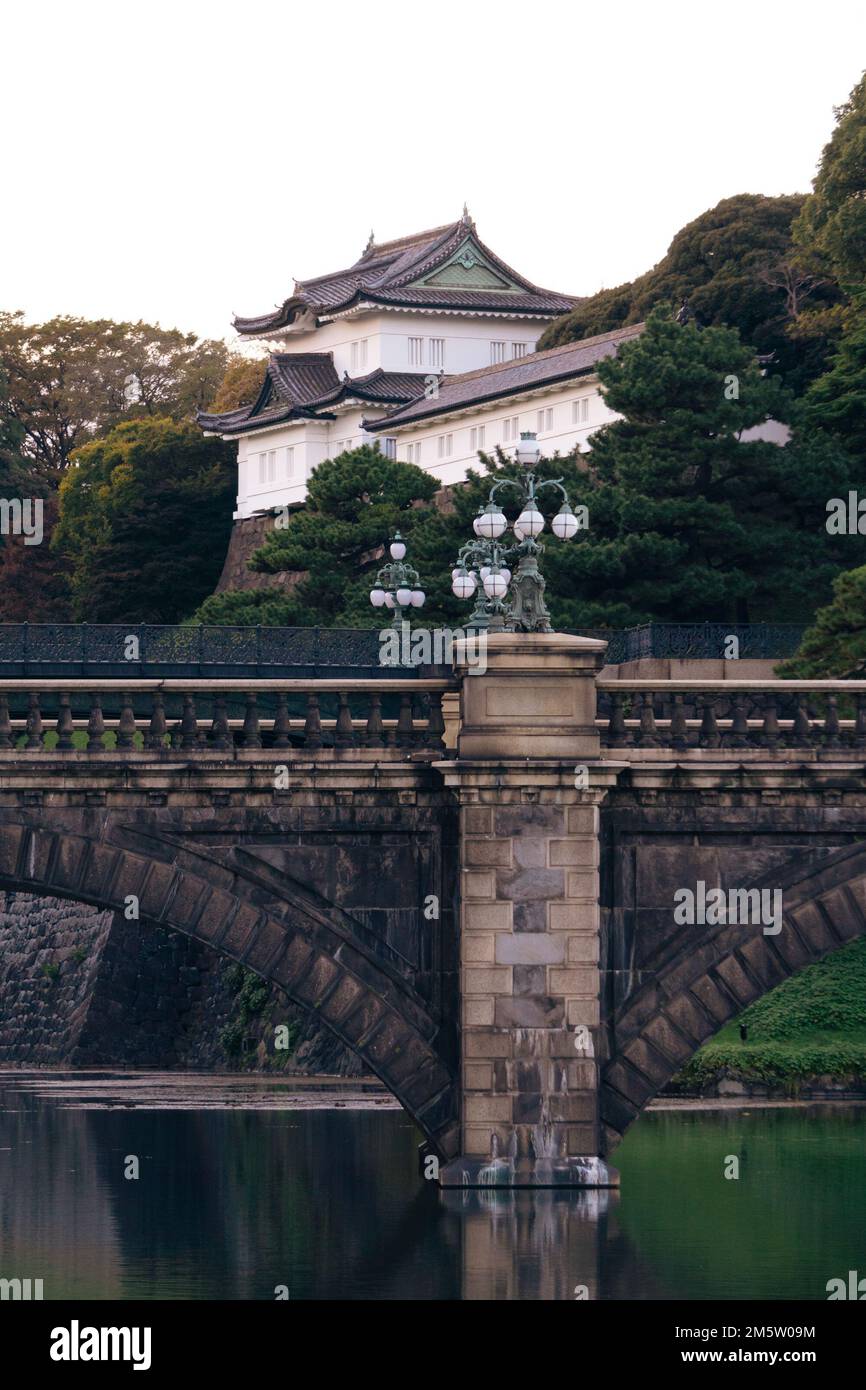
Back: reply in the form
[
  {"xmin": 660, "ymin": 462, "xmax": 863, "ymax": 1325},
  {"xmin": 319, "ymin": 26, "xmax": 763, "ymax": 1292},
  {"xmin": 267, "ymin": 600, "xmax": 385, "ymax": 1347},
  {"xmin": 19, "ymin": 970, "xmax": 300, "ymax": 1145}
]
[{"xmin": 506, "ymin": 550, "xmax": 552, "ymax": 633}]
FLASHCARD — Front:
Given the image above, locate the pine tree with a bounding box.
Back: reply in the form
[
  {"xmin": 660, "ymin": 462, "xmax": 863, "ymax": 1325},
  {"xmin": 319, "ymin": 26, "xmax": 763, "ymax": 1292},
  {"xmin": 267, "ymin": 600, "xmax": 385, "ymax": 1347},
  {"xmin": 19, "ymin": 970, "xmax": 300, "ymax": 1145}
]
[
  {"xmin": 195, "ymin": 446, "xmax": 440, "ymax": 628},
  {"xmin": 777, "ymin": 566, "xmax": 866, "ymax": 678},
  {"xmin": 547, "ymin": 308, "xmax": 866, "ymax": 627}
]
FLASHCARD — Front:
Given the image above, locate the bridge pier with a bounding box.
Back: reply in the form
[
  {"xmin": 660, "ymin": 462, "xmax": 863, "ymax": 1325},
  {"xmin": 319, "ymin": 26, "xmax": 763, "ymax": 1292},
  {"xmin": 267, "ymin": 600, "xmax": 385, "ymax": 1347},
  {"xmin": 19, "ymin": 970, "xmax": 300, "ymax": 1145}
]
[{"xmin": 438, "ymin": 634, "xmax": 621, "ymax": 1187}]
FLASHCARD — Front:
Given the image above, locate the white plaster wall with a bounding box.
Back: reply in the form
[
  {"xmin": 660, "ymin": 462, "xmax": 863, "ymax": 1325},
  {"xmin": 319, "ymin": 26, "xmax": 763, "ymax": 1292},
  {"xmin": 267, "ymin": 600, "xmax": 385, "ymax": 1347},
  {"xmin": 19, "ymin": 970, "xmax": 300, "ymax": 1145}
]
[
  {"xmin": 264, "ymin": 309, "xmax": 545, "ymax": 379},
  {"xmin": 391, "ymin": 379, "xmax": 613, "ymax": 486},
  {"xmin": 233, "ymin": 406, "xmax": 395, "ymax": 517}
]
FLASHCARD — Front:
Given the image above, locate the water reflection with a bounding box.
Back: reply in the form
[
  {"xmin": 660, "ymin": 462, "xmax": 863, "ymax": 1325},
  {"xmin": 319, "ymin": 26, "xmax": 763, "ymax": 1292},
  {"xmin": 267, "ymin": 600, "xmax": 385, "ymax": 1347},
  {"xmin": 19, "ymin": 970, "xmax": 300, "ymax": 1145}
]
[{"xmin": 0, "ymin": 1075, "xmax": 863, "ymax": 1300}]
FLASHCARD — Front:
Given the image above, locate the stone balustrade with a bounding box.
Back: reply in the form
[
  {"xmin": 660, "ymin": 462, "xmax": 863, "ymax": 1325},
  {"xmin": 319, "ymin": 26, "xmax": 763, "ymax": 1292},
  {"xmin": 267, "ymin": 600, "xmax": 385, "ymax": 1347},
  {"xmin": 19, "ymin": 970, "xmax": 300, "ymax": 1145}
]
[
  {"xmin": 0, "ymin": 679, "xmax": 454, "ymax": 756},
  {"xmin": 596, "ymin": 680, "xmax": 866, "ymax": 752}
]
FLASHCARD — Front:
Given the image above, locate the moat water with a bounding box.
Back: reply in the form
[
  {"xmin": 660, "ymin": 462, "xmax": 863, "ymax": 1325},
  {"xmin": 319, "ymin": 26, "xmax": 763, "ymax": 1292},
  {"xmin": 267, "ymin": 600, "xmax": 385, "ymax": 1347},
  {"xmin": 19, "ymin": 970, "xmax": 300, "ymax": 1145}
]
[{"xmin": 0, "ymin": 1072, "xmax": 863, "ymax": 1300}]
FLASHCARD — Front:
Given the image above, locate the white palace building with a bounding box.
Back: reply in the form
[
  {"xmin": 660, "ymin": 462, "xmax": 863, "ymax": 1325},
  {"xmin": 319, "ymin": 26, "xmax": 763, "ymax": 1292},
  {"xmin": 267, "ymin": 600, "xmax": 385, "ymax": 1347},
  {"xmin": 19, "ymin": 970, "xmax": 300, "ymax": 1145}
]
[{"xmin": 199, "ymin": 210, "xmax": 644, "ymax": 519}]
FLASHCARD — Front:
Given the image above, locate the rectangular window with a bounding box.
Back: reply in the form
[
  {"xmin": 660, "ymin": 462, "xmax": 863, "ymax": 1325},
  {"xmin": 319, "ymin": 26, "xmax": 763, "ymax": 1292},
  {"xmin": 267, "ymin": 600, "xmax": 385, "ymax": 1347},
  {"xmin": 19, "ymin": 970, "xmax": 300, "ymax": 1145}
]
[
  {"xmin": 350, "ymin": 340, "xmax": 368, "ymax": 373},
  {"xmin": 407, "ymin": 441, "xmax": 422, "ymax": 463},
  {"xmin": 503, "ymin": 416, "xmax": 520, "ymax": 442},
  {"xmin": 437, "ymin": 434, "xmax": 453, "ymax": 459},
  {"xmin": 408, "ymin": 337, "xmax": 424, "ymax": 366},
  {"xmin": 537, "ymin": 408, "xmax": 553, "ymax": 433},
  {"xmin": 511, "ymin": 342, "xmax": 527, "ymax": 358},
  {"xmin": 490, "ymin": 341, "xmax": 506, "ymax": 364},
  {"xmin": 383, "ymin": 437, "xmax": 397, "ymax": 460},
  {"xmin": 428, "ymin": 338, "xmax": 445, "ymax": 369},
  {"xmin": 572, "ymin": 397, "xmax": 590, "ymax": 424},
  {"xmin": 259, "ymin": 450, "xmax": 277, "ymax": 484},
  {"xmin": 285, "ymin": 446, "xmax": 294, "ymax": 476},
  {"xmin": 470, "ymin": 426, "xmax": 486, "ymax": 451}
]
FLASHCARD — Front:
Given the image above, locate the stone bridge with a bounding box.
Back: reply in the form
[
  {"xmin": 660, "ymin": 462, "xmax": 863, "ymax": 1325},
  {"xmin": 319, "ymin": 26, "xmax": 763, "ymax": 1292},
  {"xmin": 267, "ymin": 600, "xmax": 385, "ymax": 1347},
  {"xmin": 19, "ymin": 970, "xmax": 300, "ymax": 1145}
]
[{"xmin": 1, "ymin": 649, "xmax": 866, "ymax": 1185}]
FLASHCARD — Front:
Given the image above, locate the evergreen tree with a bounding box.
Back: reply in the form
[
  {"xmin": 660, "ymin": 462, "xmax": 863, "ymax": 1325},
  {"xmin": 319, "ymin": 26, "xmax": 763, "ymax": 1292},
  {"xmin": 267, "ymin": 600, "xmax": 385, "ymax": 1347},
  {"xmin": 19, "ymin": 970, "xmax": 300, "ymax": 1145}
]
[
  {"xmin": 803, "ymin": 290, "xmax": 866, "ymax": 456},
  {"xmin": 777, "ymin": 566, "xmax": 866, "ymax": 678},
  {"xmin": 538, "ymin": 195, "xmax": 841, "ymax": 390},
  {"xmin": 195, "ymin": 446, "xmax": 439, "ymax": 628},
  {"xmin": 54, "ymin": 418, "xmax": 236, "ymax": 622},
  {"xmin": 547, "ymin": 309, "xmax": 865, "ymax": 627},
  {"xmin": 793, "ymin": 72, "xmax": 866, "ymax": 290}
]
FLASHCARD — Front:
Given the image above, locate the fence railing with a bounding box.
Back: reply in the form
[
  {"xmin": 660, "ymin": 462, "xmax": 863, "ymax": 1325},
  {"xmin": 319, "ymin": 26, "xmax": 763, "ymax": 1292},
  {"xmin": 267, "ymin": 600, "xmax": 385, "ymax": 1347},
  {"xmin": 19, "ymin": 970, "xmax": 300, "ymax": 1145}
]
[
  {"xmin": 0, "ymin": 679, "xmax": 453, "ymax": 755},
  {"xmin": 576, "ymin": 623, "xmax": 805, "ymax": 665},
  {"xmin": 596, "ymin": 680, "xmax": 866, "ymax": 751},
  {"xmin": 0, "ymin": 625, "xmax": 401, "ymax": 679},
  {"xmin": 0, "ymin": 622, "xmax": 806, "ymax": 676}
]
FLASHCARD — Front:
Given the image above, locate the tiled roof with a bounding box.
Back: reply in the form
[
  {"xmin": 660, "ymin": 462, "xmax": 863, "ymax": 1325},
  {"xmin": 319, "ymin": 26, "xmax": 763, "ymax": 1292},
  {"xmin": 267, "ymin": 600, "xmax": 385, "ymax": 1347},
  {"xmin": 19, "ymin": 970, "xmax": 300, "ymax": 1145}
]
[
  {"xmin": 233, "ymin": 215, "xmax": 578, "ymax": 334},
  {"xmin": 197, "ymin": 355, "xmax": 426, "ymax": 435},
  {"xmin": 364, "ymin": 324, "xmax": 645, "ymax": 432}
]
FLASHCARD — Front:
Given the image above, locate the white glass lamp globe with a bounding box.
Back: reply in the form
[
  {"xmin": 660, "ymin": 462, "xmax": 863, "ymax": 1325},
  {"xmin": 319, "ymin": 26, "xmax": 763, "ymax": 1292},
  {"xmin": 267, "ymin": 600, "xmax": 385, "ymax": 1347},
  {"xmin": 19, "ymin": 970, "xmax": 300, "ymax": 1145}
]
[
  {"xmin": 516, "ymin": 506, "xmax": 545, "ymax": 537},
  {"xmin": 472, "ymin": 515, "xmax": 483, "ymax": 536},
  {"xmin": 476, "ymin": 504, "xmax": 507, "ymax": 540},
  {"xmin": 452, "ymin": 570, "xmax": 477, "ymax": 599},
  {"xmin": 551, "ymin": 505, "xmax": 579, "ymax": 540},
  {"xmin": 390, "ymin": 538, "xmax": 406, "ymax": 560},
  {"xmin": 384, "ymin": 592, "xmax": 396, "ymax": 608},
  {"xmin": 483, "ymin": 571, "xmax": 508, "ymax": 599},
  {"xmin": 516, "ymin": 432, "xmax": 541, "ymax": 468},
  {"xmin": 395, "ymin": 586, "xmax": 413, "ymax": 607},
  {"xmin": 499, "ymin": 567, "xmax": 512, "ymax": 584},
  {"xmin": 479, "ymin": 565, "xmax": 491, "ymax": 580},
  {"xmin": 513, "ymin": 522, "xmax": 525, "ymax": 541},
  {"xmin": 410, "ymin": 589, "xmax": 425, "ymax": 607},
  {"xmin": 370, "ymin": 586, "xmax": 386, "ymax": 607},
  {"xmin": 451, "ymin": 567, "xmax": 463, "ymax": 580}
]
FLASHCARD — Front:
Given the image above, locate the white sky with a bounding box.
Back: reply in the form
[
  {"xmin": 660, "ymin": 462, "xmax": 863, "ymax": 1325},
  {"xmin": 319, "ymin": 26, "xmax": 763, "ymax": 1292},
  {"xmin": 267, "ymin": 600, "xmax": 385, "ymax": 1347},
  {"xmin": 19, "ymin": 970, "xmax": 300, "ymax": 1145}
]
[{"xmin": 3, "ymin": 0, "xmax": 865, "ymax": 347}]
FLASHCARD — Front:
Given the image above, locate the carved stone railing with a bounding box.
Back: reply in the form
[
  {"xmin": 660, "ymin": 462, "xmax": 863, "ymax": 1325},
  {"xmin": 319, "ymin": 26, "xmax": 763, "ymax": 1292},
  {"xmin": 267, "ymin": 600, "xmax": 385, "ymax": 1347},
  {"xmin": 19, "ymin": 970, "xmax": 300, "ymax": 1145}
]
[
  {"xmin": 596, "ymin": 680, "xmax": 866, "ymax": 752},
  {"xmin": 0, "ymin": 679, "xmax": 454, "ymax": 756}
]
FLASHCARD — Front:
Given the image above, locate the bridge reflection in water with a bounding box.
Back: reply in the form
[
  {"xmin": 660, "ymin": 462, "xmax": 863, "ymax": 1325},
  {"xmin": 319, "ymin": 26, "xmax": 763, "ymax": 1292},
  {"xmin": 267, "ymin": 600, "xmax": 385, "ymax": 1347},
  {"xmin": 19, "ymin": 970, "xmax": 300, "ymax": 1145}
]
[{"xmin": 2, "ymin": 1075, "xmax": 863, "ymax": 1299}]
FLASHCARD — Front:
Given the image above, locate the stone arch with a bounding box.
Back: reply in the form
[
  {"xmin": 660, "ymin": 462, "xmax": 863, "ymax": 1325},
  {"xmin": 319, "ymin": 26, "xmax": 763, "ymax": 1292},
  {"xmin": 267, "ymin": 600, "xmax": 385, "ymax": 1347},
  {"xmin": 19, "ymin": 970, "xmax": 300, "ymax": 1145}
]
[
  {"xmin": 0, "ymin": 819, "xmax": 458, "ymax": 1158},
  {"xmin": 600, "ymin": 841, "xmax": 866, "ymax": 1156}
]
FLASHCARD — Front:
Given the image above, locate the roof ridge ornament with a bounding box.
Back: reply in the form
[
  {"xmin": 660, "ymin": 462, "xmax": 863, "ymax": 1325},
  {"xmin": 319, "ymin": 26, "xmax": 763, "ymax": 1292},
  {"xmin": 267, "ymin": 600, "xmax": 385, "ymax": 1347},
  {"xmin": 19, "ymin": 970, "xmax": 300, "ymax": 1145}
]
[
  {"xmin": 461, "ymin": 202, "xmax": 471, "ymax": 224},
  {"xmin": 364, "ymin": 229, "xmax": 375, "ymax": 255}
]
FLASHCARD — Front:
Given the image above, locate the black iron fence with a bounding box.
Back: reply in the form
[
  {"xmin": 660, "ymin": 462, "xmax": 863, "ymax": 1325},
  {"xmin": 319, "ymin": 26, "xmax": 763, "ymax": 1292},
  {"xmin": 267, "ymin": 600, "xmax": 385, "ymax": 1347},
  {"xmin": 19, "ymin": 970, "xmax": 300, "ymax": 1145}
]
[
  {"xmin": 0, "ymin": 621, "xmax": 805, "ymax": 677},
  {"xmin": 574, "ymin": 623, "xmax": 805, "ymax": 665},
  {"xmin": 0, "ymin": 624, "xmax": 391, "ymax": 679}
]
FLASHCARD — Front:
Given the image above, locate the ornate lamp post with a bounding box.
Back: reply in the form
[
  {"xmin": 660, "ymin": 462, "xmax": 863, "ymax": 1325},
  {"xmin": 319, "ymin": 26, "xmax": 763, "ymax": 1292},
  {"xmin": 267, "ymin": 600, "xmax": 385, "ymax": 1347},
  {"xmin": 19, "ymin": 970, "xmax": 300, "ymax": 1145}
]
[
  {"xmin": 451, "ymin": 433, "xmax": 581, "ymax": 632},
  {"xmin": 369, "ymin": 531, "xmax": 426, "ymax": 631}
]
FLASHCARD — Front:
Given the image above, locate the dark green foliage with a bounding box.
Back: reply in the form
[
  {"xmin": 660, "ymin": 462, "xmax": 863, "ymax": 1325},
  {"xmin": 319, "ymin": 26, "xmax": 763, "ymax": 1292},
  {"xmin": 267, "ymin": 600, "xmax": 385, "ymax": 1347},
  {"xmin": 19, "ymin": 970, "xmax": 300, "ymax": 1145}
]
[
  {"xmin": 793, "ymin": 72, "xmax": 866, "ymax": 289},
  {"xmin": 547, "ymin": 309, "xmax": 864, "ymax": 627},
  {"xmin": 802, "ymin": 290, "xmax": 866, "ymax": 457},
  {"xmin": 54, "ymin": 417, "xmax": 236, "ymax": 622},
  {"xmin": 538, "ymin": 195, "xmax": 842, "ymax": 391},
  {"xmin": 194, "ymin": 445, "xmax": 439, "ymax": 628},
  {"xmin": 777, "ymin": 566, "xmax": 866, "ymax": 678}
]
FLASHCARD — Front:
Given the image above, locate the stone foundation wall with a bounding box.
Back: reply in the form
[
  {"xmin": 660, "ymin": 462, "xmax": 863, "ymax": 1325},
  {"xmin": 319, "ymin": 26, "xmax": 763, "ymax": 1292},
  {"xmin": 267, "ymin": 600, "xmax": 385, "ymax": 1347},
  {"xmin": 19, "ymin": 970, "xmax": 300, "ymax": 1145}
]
[{"xmin": 215, "ymin": 513, "xmax": 307, "ymax": 594}]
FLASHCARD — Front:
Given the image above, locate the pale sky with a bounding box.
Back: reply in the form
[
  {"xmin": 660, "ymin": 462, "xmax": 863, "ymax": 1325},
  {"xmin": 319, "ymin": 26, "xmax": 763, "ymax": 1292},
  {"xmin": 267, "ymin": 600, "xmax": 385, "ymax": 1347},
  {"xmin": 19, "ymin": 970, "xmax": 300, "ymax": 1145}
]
[{"xmin": 3, "ymin": 0, "xmax": 865, "ymax": 347}]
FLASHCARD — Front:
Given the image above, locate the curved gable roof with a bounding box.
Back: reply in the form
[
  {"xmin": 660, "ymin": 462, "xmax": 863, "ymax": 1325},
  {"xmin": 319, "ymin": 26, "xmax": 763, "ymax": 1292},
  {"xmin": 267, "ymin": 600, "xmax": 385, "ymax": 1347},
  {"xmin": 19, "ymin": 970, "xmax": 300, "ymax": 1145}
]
[{"xmin": 233, "ymin": 215, "xmax": 578, "ymax": 334}]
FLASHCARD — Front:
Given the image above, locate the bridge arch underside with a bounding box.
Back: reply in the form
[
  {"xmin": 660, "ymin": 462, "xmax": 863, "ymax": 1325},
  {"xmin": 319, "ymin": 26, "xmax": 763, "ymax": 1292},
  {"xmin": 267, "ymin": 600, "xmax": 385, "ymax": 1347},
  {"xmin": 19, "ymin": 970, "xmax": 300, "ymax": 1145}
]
[
  {"xmin": 600, "ymin": 841, "xmax": 866, "ymax": 1155},
  {"xmin": 0, "ymin": 820, "xmax": 459, "ymax": 1159}
]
